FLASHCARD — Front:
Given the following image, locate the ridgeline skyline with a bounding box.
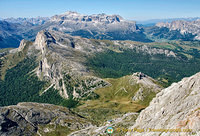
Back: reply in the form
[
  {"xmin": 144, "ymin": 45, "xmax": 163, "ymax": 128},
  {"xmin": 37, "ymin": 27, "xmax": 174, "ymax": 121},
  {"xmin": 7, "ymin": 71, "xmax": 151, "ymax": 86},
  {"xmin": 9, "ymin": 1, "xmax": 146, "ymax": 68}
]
[{"xmin": 0, "ymin": 0, "xmax": 200, "ymax": 21}]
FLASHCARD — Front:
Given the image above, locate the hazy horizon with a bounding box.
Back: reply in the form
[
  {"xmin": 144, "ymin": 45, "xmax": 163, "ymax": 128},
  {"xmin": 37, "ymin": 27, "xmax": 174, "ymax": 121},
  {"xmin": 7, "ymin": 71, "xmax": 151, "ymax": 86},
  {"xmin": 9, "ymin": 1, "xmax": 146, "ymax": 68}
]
[
  {"xmin": 0, "ymin": 0, "xmax": 200, "ymax": 21},
  {"xmin": 1, "ymin": 11, "xmax": 200, "ymax": 22}
]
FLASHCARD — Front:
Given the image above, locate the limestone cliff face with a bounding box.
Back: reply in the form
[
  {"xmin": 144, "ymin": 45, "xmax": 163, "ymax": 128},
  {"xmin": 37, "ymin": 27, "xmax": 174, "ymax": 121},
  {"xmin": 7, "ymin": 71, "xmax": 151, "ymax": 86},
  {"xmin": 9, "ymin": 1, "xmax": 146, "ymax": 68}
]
[
  {"xmin": 35, "ymin": 30, "xmax": 56, "ymax": 54},
  {"xmin": 34, "ymin": 30, "xmax": 109, "ymax": 99},
  {"xmin": 0, "ymin": 102, "xmax": 91, "ymax": 136},
  {"xmin": 126, "ymin": 72, "xmax": 200, "ymax": 136},
  {"xmin": 18, "ymin": 39, "xmax": 27, "ymax": 51}
]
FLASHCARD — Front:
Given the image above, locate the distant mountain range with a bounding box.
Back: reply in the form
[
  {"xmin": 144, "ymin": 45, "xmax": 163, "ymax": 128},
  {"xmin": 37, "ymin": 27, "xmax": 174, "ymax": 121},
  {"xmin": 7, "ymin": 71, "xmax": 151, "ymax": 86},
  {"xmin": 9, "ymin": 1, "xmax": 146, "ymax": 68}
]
[
  {"xmin": 3, "ymin": 17, "xmax": 50, "ymax": 26},
  {"xmin": 0, "ymin": 11, "xmax": 200, "ymax": 48},
  {"xmin": 1, "ymin": 12, "xmax": 200, "ymax": 136},
  {"xmin": 156, "ymin": 19, "xmax": 200, "ymax": 40},
  {"xmin": 137, "ymin": 17, "xmax": 200, "ymax": 25},
  {"xmin": 47, "ymin": 11, "xmax": 151, "ymax": 42},
  {"xmin": 0, "ymin": 20, "xmax": 24, "ymax": 48},
  {"xmin": 0, "ymin": 11, "xmax": 151, "ymax": 48}
]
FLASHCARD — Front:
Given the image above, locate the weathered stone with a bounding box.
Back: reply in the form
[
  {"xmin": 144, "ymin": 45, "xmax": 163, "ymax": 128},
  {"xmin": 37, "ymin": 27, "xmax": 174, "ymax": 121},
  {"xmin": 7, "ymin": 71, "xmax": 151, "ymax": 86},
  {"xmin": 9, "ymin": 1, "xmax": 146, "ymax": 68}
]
[
  {"xmin": 0, "ymin": 102, "xmax": 91, "ymax": 136},
  {"xmin": 127, "ymin": 72, "xmax": 200, "ymax": 136}
]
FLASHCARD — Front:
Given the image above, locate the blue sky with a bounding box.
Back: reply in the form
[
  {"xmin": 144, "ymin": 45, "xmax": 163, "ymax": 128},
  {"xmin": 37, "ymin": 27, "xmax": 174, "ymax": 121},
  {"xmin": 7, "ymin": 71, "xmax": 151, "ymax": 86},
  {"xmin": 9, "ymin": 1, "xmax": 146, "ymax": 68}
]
[{"xmin": 0, "ymin": 0, "xmax": 199, "ymax": 20}]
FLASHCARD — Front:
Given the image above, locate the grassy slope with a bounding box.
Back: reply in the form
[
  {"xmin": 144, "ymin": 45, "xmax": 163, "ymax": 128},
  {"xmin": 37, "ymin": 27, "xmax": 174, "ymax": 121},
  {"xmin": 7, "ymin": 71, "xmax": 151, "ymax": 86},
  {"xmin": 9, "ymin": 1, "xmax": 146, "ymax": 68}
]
[
  {"xmin": 79, "ymin": 76, "xmax": 144, "ymax": 112},
  {"xmin": 75, "ymin": 75, "xmax": 159, "ymax": 124},
  {"xmin": 73, "ymin": 40, "xmax": 200, "ymax": 124}
]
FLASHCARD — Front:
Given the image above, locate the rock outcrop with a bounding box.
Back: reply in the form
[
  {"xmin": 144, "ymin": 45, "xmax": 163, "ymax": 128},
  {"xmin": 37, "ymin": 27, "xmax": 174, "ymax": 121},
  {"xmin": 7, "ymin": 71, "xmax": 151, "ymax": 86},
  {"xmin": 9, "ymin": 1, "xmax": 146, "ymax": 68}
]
[
  {"xmin": 126, "ymin": 72, "xmax": 200, "ymax": 136},
  {"xmin": 17, "ymin": 39, "xmax": 29, "ymax": 52},
  {"xmin": 131, "ymin": 72, "xmax": 162, "ymax": 102},
  {"xmin": 34, "ymin": 30, "xmax": 109, "ymax": 99},
  {"xmin": 0, "ymin": 102, "xmax": 91, "ymax": 136}
]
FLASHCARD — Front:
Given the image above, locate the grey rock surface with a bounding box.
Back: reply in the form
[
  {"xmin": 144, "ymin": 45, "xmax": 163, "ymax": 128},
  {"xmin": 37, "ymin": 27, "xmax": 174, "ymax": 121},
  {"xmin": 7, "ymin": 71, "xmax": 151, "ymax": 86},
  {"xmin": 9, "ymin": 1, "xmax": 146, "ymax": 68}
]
[
  {"xmin": 34, "ymin": 30, "xmax": 110, "ymax": 99},
  {"xmin": 126, "ymin": 72, "xmax": 200, "ymax": 136},
  {"xmin": 130, "ymin": 72, "xmax": 162, "ymax": 102},
  {"xmin": 0, "ymin": 102, "xmax": 91, "ymax": 136}
]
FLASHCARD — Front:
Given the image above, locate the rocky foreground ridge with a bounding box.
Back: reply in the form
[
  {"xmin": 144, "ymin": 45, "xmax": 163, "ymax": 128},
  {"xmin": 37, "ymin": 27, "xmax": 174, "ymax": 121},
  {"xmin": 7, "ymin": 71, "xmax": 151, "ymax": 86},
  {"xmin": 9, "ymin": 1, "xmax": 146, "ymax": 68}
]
[
  {"xmin": 126, "ymin": 72, "xmax": 200, "ymax": 136},
  {"xmin": 0, "ymin": 102, "xmax": 91, "ymax": 136},
  {"xmin": 0, "ymin": 72, "xmax": 199, "ymax": 136}
]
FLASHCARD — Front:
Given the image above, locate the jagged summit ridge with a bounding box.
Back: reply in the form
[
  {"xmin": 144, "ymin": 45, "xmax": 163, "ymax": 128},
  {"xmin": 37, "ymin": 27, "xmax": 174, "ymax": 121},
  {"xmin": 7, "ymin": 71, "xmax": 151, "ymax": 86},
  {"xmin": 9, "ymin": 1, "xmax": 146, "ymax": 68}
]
[
  {"xmin": 1, "ymin": 11, "xmax": 151, "ymax": 47},
  {"xmin": 51, "ymin": 11, "xmax": 124, "ymax": 24},
  {"xmin": 126, "ymin": 72, "xmax": 200, "ymax": 136},
  {"xmin": 48, "ymin": 11, "xmax": 139, "ymax": 36}
]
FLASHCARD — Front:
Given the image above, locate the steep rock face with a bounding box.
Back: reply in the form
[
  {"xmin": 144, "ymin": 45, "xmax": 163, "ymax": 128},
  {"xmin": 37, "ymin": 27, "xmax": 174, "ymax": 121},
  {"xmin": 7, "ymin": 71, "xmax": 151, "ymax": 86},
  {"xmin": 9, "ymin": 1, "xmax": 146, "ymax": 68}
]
[
  {"xmin": 0, "ymin": 102, "xmax": 91, "ymax": 136},
  {"xmin": 17, "ymin": 39, "xmax": 29, "ymax": 52},
  {"xmin": 126, "ymin": 72, "xmax": 200, "ymax": 136},
  {"xmin": 156, "ymin": 19, "xmax": 200, "ymax": 40},
  {"xmin": 34, "ymin": 30, "xmax": 109, "ymax": 99}
]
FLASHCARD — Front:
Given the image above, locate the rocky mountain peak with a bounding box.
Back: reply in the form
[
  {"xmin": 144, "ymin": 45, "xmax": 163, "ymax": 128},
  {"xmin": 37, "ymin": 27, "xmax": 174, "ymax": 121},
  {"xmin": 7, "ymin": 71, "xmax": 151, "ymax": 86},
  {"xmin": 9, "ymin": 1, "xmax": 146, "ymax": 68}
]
[
  {"xmin": 34, "ymin": 30, "xmax": 110, "ymax": 99},
  {"xmin": 51, "ymin": 11, "xmax": 124, "ymax": 24},
  {"xmin": 18, "ymin": 39, "xmax": 26, "ymax": 51},
  {"xmin": 127, "ymin": 72, "xmax": 200, "ymax": 136},
  {"xmin": 63, "ymin": 11, "xmax": 82, "ymax": 16},
  {"xmin": 34, "ymin": 30, "xmax": 56, "ymax": 53}
]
